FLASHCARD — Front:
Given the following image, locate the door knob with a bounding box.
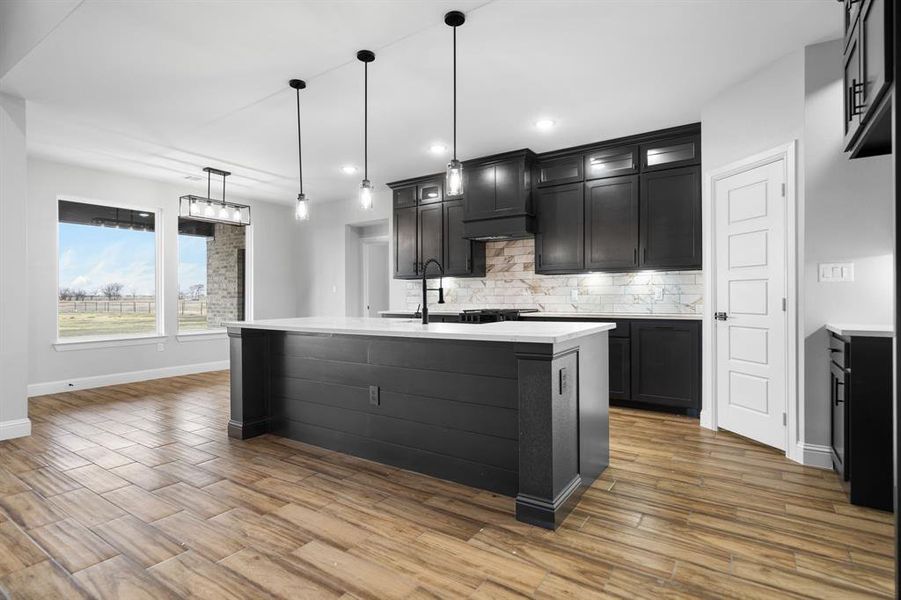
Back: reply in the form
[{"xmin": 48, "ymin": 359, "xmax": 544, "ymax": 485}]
[{"xmin": 714, "ymin": 312, "xmax": 728, "ymax": 321}]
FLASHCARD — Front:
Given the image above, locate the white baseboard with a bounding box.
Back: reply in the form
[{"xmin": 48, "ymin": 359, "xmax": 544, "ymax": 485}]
[
  {"xmin": 797, "ymin": 442, "xmax": 833, "ymax": 469},
  {"xmin": 698, "ymin": 409, "xmax": 715, "ymax": 431},
  {"xmin": 28, "ymin": 360, "xmax": 229, "ymax": 397},
  {"xmin": 0, "ymin": 418, "xmax": 32, "ymax": 441}
]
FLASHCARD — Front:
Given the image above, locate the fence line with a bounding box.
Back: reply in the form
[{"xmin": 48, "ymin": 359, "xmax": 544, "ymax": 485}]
[{"xmin": 58, "ymin": 300, "xmax": 206, "ymax": 315}]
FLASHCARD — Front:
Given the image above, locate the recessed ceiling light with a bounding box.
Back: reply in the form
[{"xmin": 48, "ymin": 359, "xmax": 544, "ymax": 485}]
[
  {"xmin": 429, "ymin": 144, "xmax": 448, "ymax": 154},
  {"xmin": 341, "ymin": 165, "xmax": 357, "ymax": 175},
  {"xmin": 534, "ymin": 119, "xmax": 556, "ymax": 131}
]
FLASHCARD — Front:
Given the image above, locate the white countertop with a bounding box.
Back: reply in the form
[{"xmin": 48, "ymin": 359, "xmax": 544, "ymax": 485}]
[
  {"xmin": 826, "ymin": 323, "xmax": 894, "ymax": 338},
  {"xmin": 378, "ymin": 310, "xmax": 701, "ymax": 321},
  {"xmin": 226, "ymin": 317, "xmax": 615, "ymax": 344}
]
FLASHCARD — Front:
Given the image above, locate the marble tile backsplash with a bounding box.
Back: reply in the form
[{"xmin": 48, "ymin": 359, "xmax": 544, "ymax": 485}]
[{"xmin": 405, "ymin": 239, "xmax": 703, "ymax": 315}]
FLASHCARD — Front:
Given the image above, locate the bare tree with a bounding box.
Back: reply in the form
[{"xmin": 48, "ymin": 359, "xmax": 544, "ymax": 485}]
[
  {"xmin": 59, "ymin": 288, "xmax": 73, "ymax": 301},
  {"xmin": 100, "ymin": 282, "xmax": 125, "ymax": 300},
  {"xmin": 188, "ymin": 283, "xmax": 205, "ymax": 300},
  {"xmin": 73, "ymin": 288, "xmax": 88, "ymax": 301}
]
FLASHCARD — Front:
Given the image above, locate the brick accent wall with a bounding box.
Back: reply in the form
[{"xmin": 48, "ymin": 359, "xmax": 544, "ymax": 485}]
[
  {"xmin": 404, "ymin": 238, "xmax": 703, "ymax": 315},
  {"xmin": 206, "ymin": 223, "xmax": 246, "ymax": 328}
]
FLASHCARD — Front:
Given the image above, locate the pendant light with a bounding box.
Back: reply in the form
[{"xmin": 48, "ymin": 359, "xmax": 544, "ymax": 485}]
[
  {"xmin": 445, "ymin": 10, "xmax": 465, "ymax": 197},
  {"xmin": 357, "ymin": 50, "xmax": 375, "ymax": 210},
  {"xmin": 290, "ymin": 78, "xmax": 310, "ymax": 221}
]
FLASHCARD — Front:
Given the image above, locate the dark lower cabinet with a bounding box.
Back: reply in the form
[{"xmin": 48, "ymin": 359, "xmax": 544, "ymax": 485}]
[
  {"xmin": 584, "ymin": 175, "xmax": 639, "ymax": 271},
  {"xmin": 629, "ymin": 320, "xmax": 701, "ymax": 415},
  {"xmin": 608, "ymin": 337, "xmax": 631, "ymax": 401},
  {"xmin": 830, "ymin": 332, "xmax": 893, "ymax": 511},
  {"xmin": 418, "ymin": 203, "xmax": 443, "ymax": 269},
  {"xmin": 639, "ymin": 166, "xmax": 701, "ymax": 270},
  {"xmin": 535, "ymin": 182, "xmax": 584, "ymax": 273},
  {"xmin": 394, "ymin": 206, "xmax": 418, "ymax": 279},
  {"xmin": 530, "ymin": 316, "xmax": 701, "ymax": 415}
]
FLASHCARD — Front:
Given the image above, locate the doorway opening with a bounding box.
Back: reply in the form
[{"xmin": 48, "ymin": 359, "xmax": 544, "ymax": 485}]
[{"xmin": 345, "ymin": 221, "xmax": 389, "ymax": 317}]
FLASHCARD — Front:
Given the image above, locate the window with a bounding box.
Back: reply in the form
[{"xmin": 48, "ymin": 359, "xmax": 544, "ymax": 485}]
[
  {"xmin": 58, "ymin": 200, "xmax": 159, "ymax": 339},
  {"xmin": 178, "ymin": 219, "xmax": 246, "ymax": 331}
]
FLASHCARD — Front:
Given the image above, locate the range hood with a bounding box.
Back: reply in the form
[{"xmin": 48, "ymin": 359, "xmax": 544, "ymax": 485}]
[
  {"xmin": 463, "ymin": 214, "xmax": 535, "ymax": 241},
  {"xmin": 460, "ymin": 149, "xmax": 537, "ymax": 241}
]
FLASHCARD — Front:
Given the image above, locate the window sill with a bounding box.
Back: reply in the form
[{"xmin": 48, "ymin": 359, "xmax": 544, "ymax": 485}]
[
  {"xmin": 176, "ymin": 329, "xmax": 227, "ymax": 342},
  {"xmin": 53, "ymin": 334, "xmax": 167, "ymax": 352}
]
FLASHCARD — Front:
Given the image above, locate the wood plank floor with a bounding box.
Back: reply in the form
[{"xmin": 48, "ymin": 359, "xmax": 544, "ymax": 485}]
[{"xmin": 0, "ymin": 371, "xmax": 893, "ymax": 599}]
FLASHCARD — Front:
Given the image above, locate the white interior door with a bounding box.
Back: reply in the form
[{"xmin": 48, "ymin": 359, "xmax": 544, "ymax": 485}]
[
  {"xmin": 715, "ymin": 159, "xmax": 787, "ymax": 450},
  {"xmin": 363, "ymin": 241, "xmax": 389, "ymax": 317}
]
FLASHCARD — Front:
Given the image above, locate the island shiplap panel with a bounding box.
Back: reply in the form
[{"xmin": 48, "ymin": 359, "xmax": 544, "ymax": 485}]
[{"xmin": 405, "ymin": 239, "xmax": 703, "ymax": 315}]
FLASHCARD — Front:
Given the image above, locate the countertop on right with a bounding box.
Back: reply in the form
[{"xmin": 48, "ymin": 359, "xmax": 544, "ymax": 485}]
[{"xmin": 826, "ymin": 323, "xmax": 894, "ymax": 338}]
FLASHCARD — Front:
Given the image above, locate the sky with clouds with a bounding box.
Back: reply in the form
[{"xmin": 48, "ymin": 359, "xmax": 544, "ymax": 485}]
[{"xmin": 58, "ymin": 223, "xmax": 206, "ymax": 296}]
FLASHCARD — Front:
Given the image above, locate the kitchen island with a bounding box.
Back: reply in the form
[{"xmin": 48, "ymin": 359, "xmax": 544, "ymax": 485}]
[{"xmin": 226, "ymin": 316, "xmax": 613, "ymax": 528}]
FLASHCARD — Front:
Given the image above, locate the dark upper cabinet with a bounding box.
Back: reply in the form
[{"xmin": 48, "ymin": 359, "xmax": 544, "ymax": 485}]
[
  {"xmin": 609, "ymin": 337, "xmax": 631, "ymax": 401},
  {"xmin": 419, "ymin": 179, "xmax": 444, "ymax": 204},
  {"xmin": 418, "ymin": 203, "xmax": 444, "ymax": 269},
  {"xmin": 584, "ymin": 145, "xmax": 639, "ymax": 180},
  {"xmin": 639, "ymin": 166, "xmax": 701, "ymax": 269},
  {"xmin": 640, "ymin": 136, "xmax": 700, "ymax": 172},
  {"xmin": 861, "ymin": 0, "xmax": 891, "ymax": 111},
  {"xmin": 393, "ymin": 185, "xmax": 417, "ymax": 208},
  {"xmin": 443, "ymin": 199, "xmax": 485, "ymax": 277},
  {"xmin": 844, "ymin": 0, "xmax": 893, "ymax": 158},
  {"xmin": 535, "ymin": 182, "xmax": 584, "ymax": 273},
  {"xmin": 464, "ymin": 163, "xmax": 497, "ymax": 218},
  {"xmin": 464, "ymin": 156, "xmax": 530, "ymax": 218},
  {"xmin": 584, "ymin": 175, "xmax": 639, "ymax": 271},
  {"xmin": 844, "ymin": 0, "xmax": 862, "ymax": 48},
  {"xmin": 394, "ymin": 205, "xmax": 418, "ymax": 279},
  {"xmin": 843, "ymin": 25, "xmax": 864, "ymax": 148},
  {"xmin": 630, "ymin": 320, "xmax": 700, "ymax": 413},
  {"xmin": 537, "ymin": 155, "xmax": 583, "ymax": 187}
]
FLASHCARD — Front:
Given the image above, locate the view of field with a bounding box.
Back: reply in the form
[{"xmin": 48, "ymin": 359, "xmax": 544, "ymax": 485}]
[{"xmin": 58, "ymin": 300, "xmax": 209, "ymax": 337}]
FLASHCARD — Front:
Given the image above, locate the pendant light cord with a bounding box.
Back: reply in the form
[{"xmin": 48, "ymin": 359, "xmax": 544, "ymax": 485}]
[
  {"xmin": 453, "ymin": 25, "xmax": 457, "ymax": 161},
  {"xmin": 295, "ymin": 88, "xmax": 303, "ymax": 195},
  {"xmin": 364, "ymin": 61, "xmax": 369, "ymax": 180}
]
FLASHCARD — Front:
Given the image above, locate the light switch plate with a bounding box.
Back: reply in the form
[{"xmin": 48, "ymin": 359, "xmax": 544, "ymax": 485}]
[
  {"xmin": 818, "ymin": 263, "xmax": 854, "ymax": 282},
  {"xmin": 369, "ymin": 385, "xmax": 380, "ymax": 406}
]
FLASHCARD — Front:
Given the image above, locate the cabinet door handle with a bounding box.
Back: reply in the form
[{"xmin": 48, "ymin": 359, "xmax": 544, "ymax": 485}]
[
  {"xmin": 538, "ymin": 254, "xmax": 542, "ymax": 268},
  {"xmin": 641, "ymin": 248, "xmax": 647, "ymax": 264},
  {"xmin": 633, "ymin": 248, "xmax": 638, "ymax": 264},
  {"xmin": 466, "ymin": 257, "xmax": 471, "ymax": 271},
  {"xmin": 849, "ymin": 78, "xmax": 865, "ymax": 116}
]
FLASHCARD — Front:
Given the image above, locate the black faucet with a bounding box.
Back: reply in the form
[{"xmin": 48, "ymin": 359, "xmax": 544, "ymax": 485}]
[{"xmin": 420, "ymin": 258, "xmax": 445, "ymax": 324}]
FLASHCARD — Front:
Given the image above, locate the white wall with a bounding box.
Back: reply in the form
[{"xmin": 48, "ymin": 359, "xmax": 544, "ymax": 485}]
[
  {"xmin": 0, "ymin": 93, "xmax": 30, "ymax": 440},
  {"xmin": 294, "ymin": 189, "xmax": 405, "ymax": 316},
  {"xmin": 701, "ymin": 42, "xmax": 894, "ymax": 463},
  {"xmin": 802, "ymin": 39, "xmax": 893, "ymax": 446},
  {"xmin": 27, "ymin": 158, "xmax": 298, "ymax": 393}
]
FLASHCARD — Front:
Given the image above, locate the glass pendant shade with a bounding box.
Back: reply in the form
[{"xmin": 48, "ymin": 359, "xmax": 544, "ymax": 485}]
[
  {"xmin": 359, "ymin": 179, "xmax": 373, "ymax": 210},
  {"xmin": 446, "ymin": 159, "xmax": 463, "ymax": 197},
  {"xmin": 295, "ymin": 193, "xmax": 310, "ymax": 221}
]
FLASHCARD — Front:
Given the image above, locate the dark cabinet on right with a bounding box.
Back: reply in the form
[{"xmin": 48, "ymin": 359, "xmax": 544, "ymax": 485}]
[
  {"xmin": 584, "ymin": 175, "xmax": 639, "ymax": 270},
  {"xmin": 630, "ymin": 321, "xmax": 701, "ymax": 414},
  {"xmin": 843, "ymin": 0, "xmax": 893, "ymax": 158},
  {"xmin": 829, "ymin": 331, "xmax": 893, "ymax": 511},
  {"xmin": 530, "ymin": 316, "xmax": 701, "ymax": 416},
  {"xmin": 639, "ymin": 166, "xmax": 702, "ymax": 269},
  {"xmin": 533, "ymin": 124, "xmax": 702, "ymax": 274}
]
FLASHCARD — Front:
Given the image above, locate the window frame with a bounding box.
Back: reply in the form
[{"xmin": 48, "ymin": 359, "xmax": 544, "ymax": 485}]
[{"xmin": 54, "ymin": 195, "xmax": 165, "ymax": 345}]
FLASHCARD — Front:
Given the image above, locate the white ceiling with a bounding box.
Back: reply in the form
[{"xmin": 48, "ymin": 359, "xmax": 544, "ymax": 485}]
[{"xmin": 1, "ymin": 0, "xmax": 841, "ymax": 205}]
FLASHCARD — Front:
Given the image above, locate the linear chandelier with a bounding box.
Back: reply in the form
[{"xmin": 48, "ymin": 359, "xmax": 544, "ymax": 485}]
[{"xmin": 179, "ymin": 167, "xmax": 251, "ymax": 226}]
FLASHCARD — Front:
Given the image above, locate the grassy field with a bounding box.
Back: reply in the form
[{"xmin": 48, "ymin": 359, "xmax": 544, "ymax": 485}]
[{"xmin": 58, "ymin": 312, "xmax": 209, "ymax": 338}]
